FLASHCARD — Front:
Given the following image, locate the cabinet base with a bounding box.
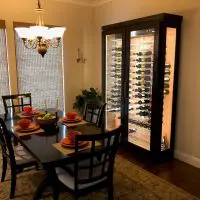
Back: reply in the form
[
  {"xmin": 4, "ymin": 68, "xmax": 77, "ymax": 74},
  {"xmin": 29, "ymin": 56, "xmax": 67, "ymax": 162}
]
[{"xmin": 121, "ymin": 141, "xmax": 174, "ymax": 163}]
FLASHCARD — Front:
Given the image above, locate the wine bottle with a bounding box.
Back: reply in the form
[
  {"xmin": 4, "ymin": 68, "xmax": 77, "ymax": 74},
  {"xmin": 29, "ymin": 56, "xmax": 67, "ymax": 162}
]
[
  {"xmin": 135, "ymin": 100, "xmax": 150, "ymax": 104},
  {"xmin": 165, "ymin": 68, "xmax": 170, "ymax": 73},
  {"xmin": 135, "ymin": 82, "xmax": 151, "ymax": 87},
  {"xmin": 136, "ymin": 111, "xmax": 150, "ymax": 117},
  {"xmin": 131, "ymin": 64, "xmax": 152, "ymax": 69},
  {"xmin": 164, "ymin": 76, "xmax": 170, "ymax": 81},
  {"xmin": 165, "ymin": 64, "xmax": 170, "ymax": 68},
  {"xmin": 110, "ymin": 75, "xmax": 121, "ymax": 78},
  {"xmin": 129, "ymin": 129, "xmax": 136, "ymax": 133},
  {"xmin": 134, "ymin": 76, "xmax": 151, "ymax": 81},
  {"xmin": 133, "ymin": 57, "xmax": 152, "ymax": 62},
  {"xmin": 133, "ymin": 51, "xmax": 152, "ymax": 56},
  {"xmin": 136, "ymin": 106, "xmax": 151, "ymax": 110},
  {"xmin": 135, "ymin": 93, "xmax": 151, "ymax": 98},
  {"xmin": 165, "ymin": 71, "xmax": 170, "ymax": 75},
  {"xmin": 111, "ymin": 47, "xmax": 122, "ymax": 51},
  {"xmin": 164, "ymin": 83, "xmax": 169, "ymax": 88},
  {"xmin": 164, "ymin": 89, "xmax": 169, "ymax": 95},
  {"xmin": 133, "ymin": 70, "xmax": 151, "ymax": 75},
  {"xmin": 110, "ymin": 69, "xmax": 121, "ymax": 73},
  {"xmin": 135, "ymin": 87, "xmax": 150, "ymax": 93}
]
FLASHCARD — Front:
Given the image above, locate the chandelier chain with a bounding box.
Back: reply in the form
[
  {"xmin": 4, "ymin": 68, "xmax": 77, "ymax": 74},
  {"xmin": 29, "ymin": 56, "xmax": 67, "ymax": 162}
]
[{"xmin": 37, "ymin": 0, "xmax": 41, "ymax": 9}]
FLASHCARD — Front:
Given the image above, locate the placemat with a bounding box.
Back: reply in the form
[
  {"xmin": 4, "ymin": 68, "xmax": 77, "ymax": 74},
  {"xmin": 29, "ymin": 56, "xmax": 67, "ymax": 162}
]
[
  {"xmin": 59, "ymin": 119, "xmax": 88, "ymax": 127},
  {"xmin": 53, "ymin": 141, "xmax": 101, "ymax": 155},
  {"xmin": 14, "ymin": 127, "xmax": 45, "ymax": 137}
]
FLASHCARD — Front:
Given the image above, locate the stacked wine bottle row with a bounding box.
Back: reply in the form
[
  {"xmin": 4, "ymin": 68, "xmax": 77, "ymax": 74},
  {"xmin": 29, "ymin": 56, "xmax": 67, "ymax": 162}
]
[
  {"xmin": 129, "ymin": 47, "xmax": 154, "ymax": 124},
  {"xmin": 128, "ymin": 35, "xmax": 155, "ymax": 150},
  {"xmin": 160, "ymin": 63, "xmax": 171, "ymax": 151},
  {"xmin": 106, "ymin": 37, "xmax": 122, "ymax": 111},
  {"xmin": 164, "ymin": 64, "xmax": 171, "ymax": 95}
]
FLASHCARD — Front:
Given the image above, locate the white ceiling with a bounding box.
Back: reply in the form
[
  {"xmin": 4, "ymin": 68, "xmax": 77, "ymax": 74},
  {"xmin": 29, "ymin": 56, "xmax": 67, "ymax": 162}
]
[{"xmin": 55, "ymin": 0, "xmax": 111, "ymax": 6}]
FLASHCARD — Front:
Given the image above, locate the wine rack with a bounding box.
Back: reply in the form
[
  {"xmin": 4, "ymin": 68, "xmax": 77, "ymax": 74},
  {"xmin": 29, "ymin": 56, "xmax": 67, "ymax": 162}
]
[
  {"xmin": 105, "ymin": 34, "xmax": 122, "ymax": 130},
  {"xmin": 102, "ymin": 13, "xmax": 183, "ymax": 161},
  {"xmin": 128, "ymin": 30, "xmax": 154, "ymax": 150}
]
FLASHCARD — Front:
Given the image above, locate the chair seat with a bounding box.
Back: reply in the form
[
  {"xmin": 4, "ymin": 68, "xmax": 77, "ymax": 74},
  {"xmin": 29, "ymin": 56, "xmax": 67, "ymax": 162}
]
[
  {"xmin": 56, "ymin": 158, "xmax": 107, "ymax": 190},
  {"xmin": 56, "ymin": 167, "xmax": 107, "ymax": 190},
  {"xmin": 14, "ymin": 145, "xmax": 38, "ymax": 168}
]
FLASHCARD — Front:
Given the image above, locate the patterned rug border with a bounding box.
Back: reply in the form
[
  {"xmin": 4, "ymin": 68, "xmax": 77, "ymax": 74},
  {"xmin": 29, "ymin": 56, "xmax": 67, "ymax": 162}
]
[
  {"xmin": 0, "ymin": 150, "xmax": 199, "ymax": 200},
  {"xmin": 115, "ymin": 155, "xmax": 200, "ymax": 200}
]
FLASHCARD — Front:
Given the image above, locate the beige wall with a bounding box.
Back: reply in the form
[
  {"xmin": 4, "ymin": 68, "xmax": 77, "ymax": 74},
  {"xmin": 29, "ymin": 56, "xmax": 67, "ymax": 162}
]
[
  {"xmin": 0, "ymin": 0, "xmax": 93, "ymax": 111},
  {"xmin": 92, "ymin": 0, "xmax": 200, "ymax": 166}
]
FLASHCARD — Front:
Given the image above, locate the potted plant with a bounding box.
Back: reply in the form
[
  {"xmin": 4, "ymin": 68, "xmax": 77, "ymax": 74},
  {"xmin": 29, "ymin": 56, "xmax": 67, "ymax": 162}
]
[{"xmin": 73, "ymin": 88, "xmax": 102, "ymax": 115}]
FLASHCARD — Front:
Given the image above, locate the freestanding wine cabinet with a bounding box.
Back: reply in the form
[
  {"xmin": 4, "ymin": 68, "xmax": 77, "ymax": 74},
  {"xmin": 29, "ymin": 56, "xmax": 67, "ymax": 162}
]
[{"xmin": 102, "ymin": 13, "xmax": 183, "ymax": 160}]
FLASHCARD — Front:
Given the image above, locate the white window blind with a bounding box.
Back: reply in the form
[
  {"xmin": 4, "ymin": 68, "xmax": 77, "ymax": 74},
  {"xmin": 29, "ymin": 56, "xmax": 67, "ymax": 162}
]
[
  {"xmin": 0, "ymin": 24, "xmax": 10, "ymax": 114},
  {"xmin": 15, "ymin": 31, "xmax": 64, "ymax": 110}
]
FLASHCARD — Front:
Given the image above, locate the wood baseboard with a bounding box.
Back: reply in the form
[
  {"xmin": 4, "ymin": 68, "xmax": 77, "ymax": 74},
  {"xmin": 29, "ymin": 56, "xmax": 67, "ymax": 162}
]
[{"xmin": 174, "ymin": 150, "xmax": 200, "ymax": 168}]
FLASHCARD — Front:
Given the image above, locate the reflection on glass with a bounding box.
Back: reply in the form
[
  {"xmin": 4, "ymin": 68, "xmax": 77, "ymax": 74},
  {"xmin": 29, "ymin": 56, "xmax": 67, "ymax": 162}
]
[
  {"xmin": 105, "ymin": 34, "xmax": 122, "ymax": 130},
  {"xmin": 161, "ymin": 28, "xmax": 177, "ymax": 151},
  {"xmin": 128, "ymin": 29, "xmax": 155, "ymax": 150}
]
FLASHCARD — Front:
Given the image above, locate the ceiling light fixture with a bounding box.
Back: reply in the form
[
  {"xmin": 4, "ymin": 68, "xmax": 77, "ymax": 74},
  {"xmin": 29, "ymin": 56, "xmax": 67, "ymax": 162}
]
[{"xmin": 15, "ymin": 0, "xmax": 66, "ymax": 57}]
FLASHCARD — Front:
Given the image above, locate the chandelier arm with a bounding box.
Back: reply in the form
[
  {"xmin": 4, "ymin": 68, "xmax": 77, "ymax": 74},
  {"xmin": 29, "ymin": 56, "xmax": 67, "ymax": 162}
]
[
  {"xmin": 50, "ymin": 38, "xmax": 61, "ymax": 48},
  {"xmin": 32, "ymin": 40, "xmax": 38, "ymax": 49},
  {"xmin": 22, "ymin": 39, "xmax": 37, "ymax": 49}
]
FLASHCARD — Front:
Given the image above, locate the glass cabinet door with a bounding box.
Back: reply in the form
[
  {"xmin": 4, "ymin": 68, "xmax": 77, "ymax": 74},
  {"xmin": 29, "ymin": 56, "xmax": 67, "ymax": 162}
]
[
  {"xmin": 128, "ymin": 29, "xmax": 155, "ymax": 150},
  {"xmin": 105, "ymin": 33, "xmax": 123, "ymax": 130},
  {"xmin": 161, "ymin": 27, "xmax": 177, "ymax": 151}
]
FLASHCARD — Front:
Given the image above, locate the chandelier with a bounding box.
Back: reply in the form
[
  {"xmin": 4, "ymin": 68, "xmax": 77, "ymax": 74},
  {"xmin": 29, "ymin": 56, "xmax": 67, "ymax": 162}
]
[{"xmin": 15, "ymin": 0, "xmax": 66, "ymax": 57}]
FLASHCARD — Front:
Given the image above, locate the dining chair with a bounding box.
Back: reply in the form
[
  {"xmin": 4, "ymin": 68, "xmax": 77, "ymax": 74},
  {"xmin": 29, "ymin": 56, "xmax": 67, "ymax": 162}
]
[
  {"xmin": 0, "ymin": 118, "xmax": 39, "ymax": 199},
  {"xmin": 54, "ymin": 126, "xmax": 122, "ymax": 200},
  {"xmin": 2, "ymin": 93, "xmax": 32, "ymax": 115},
  {"xmin": 83, "ymin": 101, "xmax": 106, "ymax": 128}
]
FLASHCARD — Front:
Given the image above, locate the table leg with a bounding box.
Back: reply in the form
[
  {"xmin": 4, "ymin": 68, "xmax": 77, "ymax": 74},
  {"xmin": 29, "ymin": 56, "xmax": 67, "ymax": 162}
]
[
  {"xmin": 33, "ymin": 167, "xmax": 60, "ymax": 200},
  {"xmin": 33, "ymin": 176, "xmax": 49, "ymax": 200}
]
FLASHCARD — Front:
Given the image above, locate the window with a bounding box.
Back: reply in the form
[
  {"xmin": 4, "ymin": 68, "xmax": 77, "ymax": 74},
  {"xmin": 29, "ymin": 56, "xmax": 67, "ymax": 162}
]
[
  {"xmin": 14, "ymin": 23, "xmax": 64, "ymax": 110},
  {"xmin": 0, "ymin": 21, "xmax": 10, "ymax": 114}
]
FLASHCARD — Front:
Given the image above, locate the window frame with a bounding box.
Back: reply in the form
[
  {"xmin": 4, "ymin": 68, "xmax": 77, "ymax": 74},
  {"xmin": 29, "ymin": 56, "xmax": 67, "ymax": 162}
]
[{"xmin": 0, "ymin": 19, "xmax": 11, "ymax": 114}]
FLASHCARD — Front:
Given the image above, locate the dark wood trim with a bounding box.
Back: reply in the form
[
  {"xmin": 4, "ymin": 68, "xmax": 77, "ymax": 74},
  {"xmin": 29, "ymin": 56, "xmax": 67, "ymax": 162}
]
[
  {"xmin": 101, "ymin": 28, "xmax": 126, "ymax": 135},
  {"xmin": 150, "ymin": 22, "xmax": 167, "ymax": 154},
  {"xmin": 170, "ymin": 24, "xmax": 182, "ymax": 152},
  {"xmin": 101, "ymin": 30, "xmax": 106, "ymax": 102},
  {"xmin": 102, "ymin": 13, "xmax": 182, "ymax": 31}
]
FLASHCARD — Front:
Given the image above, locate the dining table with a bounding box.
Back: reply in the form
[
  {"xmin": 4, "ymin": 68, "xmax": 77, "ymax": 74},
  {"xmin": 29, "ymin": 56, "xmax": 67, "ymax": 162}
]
[{"xmin": 1, "ymin": 108, "xmax": 103, "ymax": 200}]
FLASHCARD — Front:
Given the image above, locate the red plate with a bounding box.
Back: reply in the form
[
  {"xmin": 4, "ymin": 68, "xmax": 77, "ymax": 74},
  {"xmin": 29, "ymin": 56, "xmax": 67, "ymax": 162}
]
[
  {"xmin": 61, "ymin": 116, "xmax": 82, "ymax": 123},
  {"xmin": 61, "ymin": 138, "xmax": 88, "ymax": 148},
  {"xmin": 21, "ymin": 110, "xmax": 39, "ymax": 116},
  {"xmin": 15, "ymin": 123, "xmax": 40, "ymax": 132}
]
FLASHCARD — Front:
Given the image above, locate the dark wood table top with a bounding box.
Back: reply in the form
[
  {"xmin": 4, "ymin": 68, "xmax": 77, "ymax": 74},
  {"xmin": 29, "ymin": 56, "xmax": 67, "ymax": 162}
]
[{"xmin": 1, "ymin": 109, "xmax": 102, "ymax": 166}]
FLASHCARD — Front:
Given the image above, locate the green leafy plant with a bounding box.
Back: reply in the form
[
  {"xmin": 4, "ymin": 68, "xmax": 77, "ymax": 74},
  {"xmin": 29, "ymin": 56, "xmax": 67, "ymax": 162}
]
[{"xmin": 73, "ymin": 88, "xmax": 102, "ymax": 115}]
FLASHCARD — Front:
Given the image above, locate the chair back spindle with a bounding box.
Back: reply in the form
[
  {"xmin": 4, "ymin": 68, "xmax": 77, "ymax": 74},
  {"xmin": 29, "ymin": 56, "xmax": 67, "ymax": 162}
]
[
  {"xmin": 83, "ymin": 101, "xmax": 106, "ymax": 128},
  {"xmin": 2, "ymin": 93, "xmax": 32, "ymax": 114},
  {"xmin": 0, "ymin": 118, "xmax": 16, "ymax": 167},
  {"xmin": 73, "ymin": 126, "xmax": 121, "ymax": 190}
]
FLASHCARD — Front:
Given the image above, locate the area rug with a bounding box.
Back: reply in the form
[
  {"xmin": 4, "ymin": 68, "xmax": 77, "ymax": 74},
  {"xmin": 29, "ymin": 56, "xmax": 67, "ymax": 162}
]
[{"xmin": 0, "ymin": 155, "xmax": 198, "ymax": 200}]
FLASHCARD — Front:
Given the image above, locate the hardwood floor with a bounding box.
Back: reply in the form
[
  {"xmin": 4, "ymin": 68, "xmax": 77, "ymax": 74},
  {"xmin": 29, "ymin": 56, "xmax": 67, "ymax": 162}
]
[{"xmin": 118, "ymin": 147, "xmax": 200, "ymax": 199}]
